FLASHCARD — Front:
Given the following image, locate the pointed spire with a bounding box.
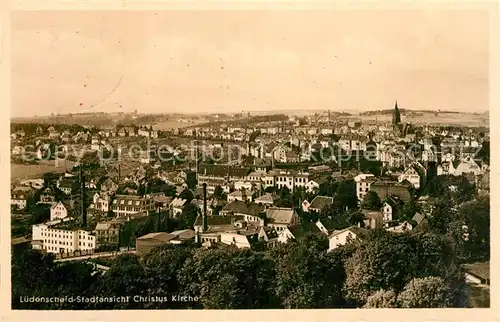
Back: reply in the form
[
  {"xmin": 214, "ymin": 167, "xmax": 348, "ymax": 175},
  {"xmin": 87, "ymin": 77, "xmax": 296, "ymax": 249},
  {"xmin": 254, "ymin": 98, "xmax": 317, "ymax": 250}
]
[{"xmin": 392, "ymin": 100, "xmax": 401, "ymax": 126}]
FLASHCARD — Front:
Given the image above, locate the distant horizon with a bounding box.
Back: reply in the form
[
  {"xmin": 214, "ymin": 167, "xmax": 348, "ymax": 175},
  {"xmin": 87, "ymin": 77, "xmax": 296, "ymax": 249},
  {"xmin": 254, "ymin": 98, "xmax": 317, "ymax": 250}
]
[
  {"xmin": 12, "ymin": 11, "xmax": 489, "ymax": 118},
  {"xmin": 10, "ymin": 105, "xmax": 490, "ymax": 120}
]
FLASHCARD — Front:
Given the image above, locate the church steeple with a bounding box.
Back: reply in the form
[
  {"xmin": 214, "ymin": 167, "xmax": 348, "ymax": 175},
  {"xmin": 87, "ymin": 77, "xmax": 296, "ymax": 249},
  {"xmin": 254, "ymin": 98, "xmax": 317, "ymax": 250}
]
[{"xmin": 392, "ymin": 100, "xmax": 401, "ymax": 126}]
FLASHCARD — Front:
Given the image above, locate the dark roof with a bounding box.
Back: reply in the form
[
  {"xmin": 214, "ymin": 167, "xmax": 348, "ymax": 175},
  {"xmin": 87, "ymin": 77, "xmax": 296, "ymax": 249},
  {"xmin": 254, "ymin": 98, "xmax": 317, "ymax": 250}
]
[
  {"xmin": 317, "ymin": 218, "xmax": 337, "ymax": 231},
  {"xmin": 288, "ymin": 222, "xmax": 322, "ymax": 239},
  {"xmin": 309, "ymin": 196, "xmax": 334, "ymax": 210},
  {"xmin": 260, "ymin": 226, "xmax": 279, "ymax": 239},
  {"xmin": 199, "ymin": 164, "xmax": 251, "ymax": 178},
  {"xmin": 194, "ymin": 214, "xmax": 244, "ymax": 227},
  {"xmin": 384, "ymin": 196, "xmax": 403, "ymax": 208},
  {"xmin": 137, "ymin": 232, "xmax": 177, "ymax": 242},
  {"xmin": 222, "ymin": 200, "xmax": 265, "ymax": 216},
  {"xmin": 254, "ymin": 158, "xmax": 271, "ymax": 167}
]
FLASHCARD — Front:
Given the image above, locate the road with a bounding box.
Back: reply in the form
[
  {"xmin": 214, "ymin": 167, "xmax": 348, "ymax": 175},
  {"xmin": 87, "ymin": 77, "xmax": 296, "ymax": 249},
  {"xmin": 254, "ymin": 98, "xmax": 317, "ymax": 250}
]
[{"xmin": 54, "ymin": 249, "xmax": 136, "ymax": 262}]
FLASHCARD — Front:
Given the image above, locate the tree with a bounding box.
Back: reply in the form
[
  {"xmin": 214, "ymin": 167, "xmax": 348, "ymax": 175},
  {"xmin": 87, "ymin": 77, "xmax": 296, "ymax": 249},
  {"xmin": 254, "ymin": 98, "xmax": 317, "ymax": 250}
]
[
  {"xmin": 94, "ymin": 254, "xmax": 148, "ymax": 309},
  {"xmin": 214, "ymin": 185, "xmax": 224, "ymax": 199},
  {"xmin": 178, "ymin": 189, "xmax": 194, "ymax": 203},
  {"xmin": 344, "ymin": 231, "xmax": 419, "ymax": 305},
  {"xmin": 452, "ymin": 176, "xmax": 475, "ymax": 204},
  {"xmin": 364, "ymin": 289, "xmax": 398, "ymax": 308},
  {"xmin": 141, "ymin": 244, "xmax": 194, "ymax": 308},
  {"xmin": 12, "ymin": 248, "xmax": 97, "ymax": 309},
  {"xmin": 320, "ymin": 199, "xmax": 343, "ymax": 219},
  {"xmin": 360, "ymin": 191, "xmax": 381, "ymax": 210},
  {"xmin": 428, "ymin": 198, "xmax": 454, "ymax": 234},
  {"xmin": 397, "ymin": 277, "xmax": 454, "ymax": 308},
  {"xmin": 458, "ymin": 196, "xmax": 490, "ymax": 261},
  {"xmin": 271, "ymin": 233, "xmax": 346, "ymax": 308},
  {"xmin": 177, "ymin": 203, "xmax": 199, "ymax": 230},
  {"xmin": 179, "ymin": 247, "xmax": 276, "ymax": 309},
  {"xmin": 347, "ymin": 210, "xmax": 365, "ymax": 227},
  {"xmin": 335, "ymin": 180, "xmax": 358, "ymax": 210},
  {"xmin": 400, "ymin": 199, "xmax": 419, "ymax": 222},
  {"xmin": 318, "ymin": 179, "xmax": 337, "ymax": 197}
]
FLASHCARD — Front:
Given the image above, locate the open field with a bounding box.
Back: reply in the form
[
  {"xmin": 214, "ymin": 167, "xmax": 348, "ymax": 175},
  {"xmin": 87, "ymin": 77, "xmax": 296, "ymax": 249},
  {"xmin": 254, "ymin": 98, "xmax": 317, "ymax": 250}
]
[
  {"xmin": 345, "ymin": 112, "xmax": 489, "ymax": 127},
  {"xmin": 11, "ymin": 159, "xmax": 76, "ymax": 182}
]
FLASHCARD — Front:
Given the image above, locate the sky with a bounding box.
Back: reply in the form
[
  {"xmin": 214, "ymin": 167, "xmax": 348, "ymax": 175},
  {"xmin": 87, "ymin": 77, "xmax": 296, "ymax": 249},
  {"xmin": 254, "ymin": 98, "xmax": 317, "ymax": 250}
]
[{"xmin": 11, "ymin": 10, "xmax": 490, "ymax": 117}]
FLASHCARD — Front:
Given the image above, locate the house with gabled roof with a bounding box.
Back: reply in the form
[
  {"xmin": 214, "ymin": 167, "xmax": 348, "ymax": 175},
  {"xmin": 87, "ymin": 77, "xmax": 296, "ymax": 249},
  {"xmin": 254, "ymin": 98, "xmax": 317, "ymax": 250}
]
[
  {"xmin": 258, "ymin": 226, "xmax": 279, "ymax": 246},
  {"xmin": 266, "ymin": 207, "xmax": 300, "ymax": 233},
  {"xmin": 220, "ymin": 199, "xmax": 264, "ymax": 216},
  {"xmin": 307, "ymin": 195, "xmax": 334, "ymax": 213},
  {"xmin": 254, "ymin": 193, "xmax": 279, "ymax": 206},
  {"xmin": 50, "ymin": 201, "xmax": 70, "ymax": 221},
  {"xmin": 398, "ymin": 162, "xmax": 427, "ymax": 190},
  {"xmin": 278, "ymin": 222, "xmax": 323, "ymax": 244},
  {"xmin": 328, "ymin": 226, "xmax": 368, "ymax": 252},
  {"xmin": 382, "ymin": 196, "xmax": 404, "ymax": 222}
]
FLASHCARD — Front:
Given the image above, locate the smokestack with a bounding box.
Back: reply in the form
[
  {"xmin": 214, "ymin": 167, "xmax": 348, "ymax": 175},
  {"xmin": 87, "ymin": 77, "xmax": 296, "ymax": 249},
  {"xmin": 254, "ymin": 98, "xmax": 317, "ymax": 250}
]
[
  {"xmin": 202, "ymin": 183, "xmax": 208, "ymax": 232},
  {"xmin": 118, "ymin": 163, "xmax": 121, "ymax": 183},
  {"xmin": 80, "ymin": 167, "xmax": 87, "ymax": 227}
]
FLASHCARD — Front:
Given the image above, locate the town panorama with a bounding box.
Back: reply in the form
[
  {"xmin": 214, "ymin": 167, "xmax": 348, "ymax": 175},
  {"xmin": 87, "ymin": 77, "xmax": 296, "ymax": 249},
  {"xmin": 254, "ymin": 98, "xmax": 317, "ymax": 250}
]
[{"xmin": 10, "ymin": 105, "xmax": 490, "ymax": 309}]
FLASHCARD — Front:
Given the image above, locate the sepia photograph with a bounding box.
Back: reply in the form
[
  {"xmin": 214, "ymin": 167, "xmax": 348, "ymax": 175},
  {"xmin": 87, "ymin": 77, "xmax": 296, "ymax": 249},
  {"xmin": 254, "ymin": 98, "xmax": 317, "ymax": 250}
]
[{"xmin": 8, "ymin": 7, "xmax": 492, "ymax": 311}]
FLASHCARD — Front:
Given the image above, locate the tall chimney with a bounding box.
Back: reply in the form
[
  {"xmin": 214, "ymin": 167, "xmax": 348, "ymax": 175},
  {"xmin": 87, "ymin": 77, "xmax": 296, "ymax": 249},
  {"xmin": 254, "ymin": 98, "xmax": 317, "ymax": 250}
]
[
  {"xmin": 202, "ymin": 183, "xmax": 208, "ymax": 232},
  {"xmin": 80, "ymin": 167, "xmax": 87, "ymax": 227}
]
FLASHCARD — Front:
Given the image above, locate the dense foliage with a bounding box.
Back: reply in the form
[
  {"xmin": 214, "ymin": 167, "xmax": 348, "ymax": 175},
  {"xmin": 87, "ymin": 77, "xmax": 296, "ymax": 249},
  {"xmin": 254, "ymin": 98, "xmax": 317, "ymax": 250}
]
[{"xmin": 12, "ymin": 224, "xmax": 474, "ymax": 309}]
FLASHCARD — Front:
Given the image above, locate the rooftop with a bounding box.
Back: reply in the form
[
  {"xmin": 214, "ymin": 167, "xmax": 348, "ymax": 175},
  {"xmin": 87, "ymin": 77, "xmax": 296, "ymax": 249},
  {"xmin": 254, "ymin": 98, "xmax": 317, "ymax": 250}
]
[{"xmin": 309, "ymin": 196, "xmax": 334, "ymax": 210}]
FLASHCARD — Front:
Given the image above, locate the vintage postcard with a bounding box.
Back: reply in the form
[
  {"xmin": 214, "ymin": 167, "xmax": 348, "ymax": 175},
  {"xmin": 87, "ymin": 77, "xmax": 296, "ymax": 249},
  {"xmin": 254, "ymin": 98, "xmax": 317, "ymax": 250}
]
[{"xmin": 2, "ymin": 1, "xmax": 499, "ymax": 321}]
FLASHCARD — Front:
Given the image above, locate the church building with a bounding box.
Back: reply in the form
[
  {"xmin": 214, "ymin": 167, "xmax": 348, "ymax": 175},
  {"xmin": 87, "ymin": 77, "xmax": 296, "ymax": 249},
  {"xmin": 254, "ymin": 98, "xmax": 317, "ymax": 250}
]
[{"xmin": 392, "ymin": 101, "xmax": 414, "ymax": 137}]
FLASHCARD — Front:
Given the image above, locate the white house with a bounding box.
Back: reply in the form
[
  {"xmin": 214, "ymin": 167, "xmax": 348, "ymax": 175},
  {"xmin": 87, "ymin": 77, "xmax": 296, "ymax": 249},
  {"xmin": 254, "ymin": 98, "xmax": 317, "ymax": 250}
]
[
  {"xmin": 386, "ymin": 221, "xmax": 413, "ymax": 233},
  {"xmin": 382, "ymin": 196, "xmax": 403, "ymax": 222},
  {"xmin": 266, "ymin": 207, "xmax": 300, "ymax": 232},
  {"xmin": 305, "ymin": 178, "xmax": 326, "ymax": 194},
  {"xmin": 87, "ymin": 193, "xmax": 110, "ymax": 214},
  {"xmin": 50, "ymin": 202, "xmax": 69, "ymax": 221},
  {"xmin": 452, "ymin": 156, "xmax": 483, "ymax": 176},
  {"xmin": 328, "ymin": 226, "xmax": 367, "ymax": 252},
  {"xmin": 220, "ymin": 232, "xmax": 254, "ymax": 249}
]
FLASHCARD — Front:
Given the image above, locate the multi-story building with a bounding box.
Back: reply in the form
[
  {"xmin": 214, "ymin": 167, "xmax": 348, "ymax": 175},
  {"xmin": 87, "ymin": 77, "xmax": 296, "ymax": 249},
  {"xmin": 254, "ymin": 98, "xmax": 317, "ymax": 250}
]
[
  {"xmin": 32, "ymin": 218, "xmax": 96, "ymax": 254},
  {"xmin": 269, "ymin": 170, "xmax": 309, "ymax": 192},
  {"xmin": 355, "ymin": 175, "xmax": 377, "ymax": 201},
  {"xmin": 87, "ymin": 193, "xmax": 111, "ymax": 216},
  {"xmin": 94, "ymin": 221, "xmax": 120, "ymax": 250},
  {"xmin": 110, "ymin": 195, "xmax": 155, "ymax": 217}
]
